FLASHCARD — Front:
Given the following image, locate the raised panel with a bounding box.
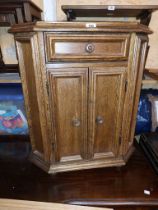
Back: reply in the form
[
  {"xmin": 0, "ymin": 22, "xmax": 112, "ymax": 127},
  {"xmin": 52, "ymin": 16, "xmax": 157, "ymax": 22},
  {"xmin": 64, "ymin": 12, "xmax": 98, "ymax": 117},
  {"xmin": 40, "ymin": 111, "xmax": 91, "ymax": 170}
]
[
  {"xmin": 48, "ymin": 68, "xmax": 88, "ymax": 163},
  {"xmin": 88, "ymin": 66, "xmax": 126, "ymax": 159},
  {"xmin": 46, "ymin": 34, "xmax": 130, "ymax": 62}
]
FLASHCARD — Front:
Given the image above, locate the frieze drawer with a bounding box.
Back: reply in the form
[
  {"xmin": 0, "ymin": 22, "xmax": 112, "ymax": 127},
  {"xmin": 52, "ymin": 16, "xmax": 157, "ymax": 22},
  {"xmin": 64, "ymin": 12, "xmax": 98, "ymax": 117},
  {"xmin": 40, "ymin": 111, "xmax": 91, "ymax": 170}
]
[{"xmin": 46, "ymin": 34, "xmax": 130, "ymax": 62}]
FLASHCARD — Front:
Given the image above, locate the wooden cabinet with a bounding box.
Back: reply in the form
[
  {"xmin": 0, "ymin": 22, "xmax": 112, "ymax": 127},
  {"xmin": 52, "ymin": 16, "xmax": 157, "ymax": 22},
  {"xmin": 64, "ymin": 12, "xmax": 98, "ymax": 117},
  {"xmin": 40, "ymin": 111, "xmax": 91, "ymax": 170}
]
[
  {"xmin": 10, "ymin": 20, "xmax": 152, "ymax": 173},
  {"xmin": 0, "ymin": 0, "xmax": 42, "ymax": 26}
]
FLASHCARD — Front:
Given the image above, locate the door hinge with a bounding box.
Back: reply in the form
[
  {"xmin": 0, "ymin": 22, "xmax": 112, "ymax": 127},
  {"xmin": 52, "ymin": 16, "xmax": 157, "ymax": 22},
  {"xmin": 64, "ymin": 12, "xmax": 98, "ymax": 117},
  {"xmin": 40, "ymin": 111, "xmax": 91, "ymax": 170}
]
[
  {"xmin": 46, "ymin": 82, "xmax": 49, "ymax": 96},
  {"xmin": 119, "ymin": 136, "xmax": 122, "ymax": 146},
  {"xmin": 125, "ymin": 80, "xmax": 128, "ymax": 92},
  {"xmin": 52, "ymin": 142, "xmax": 55, "ymax": 151}
]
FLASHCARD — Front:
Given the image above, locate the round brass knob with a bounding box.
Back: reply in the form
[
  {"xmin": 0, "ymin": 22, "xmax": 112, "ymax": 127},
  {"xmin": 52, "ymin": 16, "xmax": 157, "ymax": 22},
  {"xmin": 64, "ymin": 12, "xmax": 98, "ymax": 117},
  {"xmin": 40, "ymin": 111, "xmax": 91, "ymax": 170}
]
[
  {"xmin": 72, "ymin": 119, "xmax": 81, "ymax": 127},
  {"xmin": 96, "ymin": 116, "xmax": 104, "ymax": 125},
  {"xmin": 85, "ymin": 43, "xmax": 95, "ymax": 53}
]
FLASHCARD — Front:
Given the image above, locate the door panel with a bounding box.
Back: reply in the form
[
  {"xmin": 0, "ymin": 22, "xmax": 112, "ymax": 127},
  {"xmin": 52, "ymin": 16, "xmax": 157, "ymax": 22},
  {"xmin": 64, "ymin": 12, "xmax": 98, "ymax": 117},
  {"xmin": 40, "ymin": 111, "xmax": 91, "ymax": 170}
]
[
  {"xmin": 88, "ymin": 67, "xmax": 126, "ymax": 159},
  {"xmin": 48, "ymin": 68, "xmax": 88, "ymax": 163}
]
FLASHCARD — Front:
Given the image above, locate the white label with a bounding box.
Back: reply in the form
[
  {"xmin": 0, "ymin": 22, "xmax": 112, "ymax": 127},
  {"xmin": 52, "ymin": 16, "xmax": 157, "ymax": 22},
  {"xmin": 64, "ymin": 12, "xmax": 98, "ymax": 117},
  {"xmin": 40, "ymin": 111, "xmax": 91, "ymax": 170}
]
[
  {"xmin": 108, "ymin": 6, "xmax": 115, "ymax": 11},
  {"xmin": 86, "ymin": 23, "xmax": 96, "ymax": 28},
  {"xmin": 144, "ymin": 190, "xmax": 151, "ymax": 195}
]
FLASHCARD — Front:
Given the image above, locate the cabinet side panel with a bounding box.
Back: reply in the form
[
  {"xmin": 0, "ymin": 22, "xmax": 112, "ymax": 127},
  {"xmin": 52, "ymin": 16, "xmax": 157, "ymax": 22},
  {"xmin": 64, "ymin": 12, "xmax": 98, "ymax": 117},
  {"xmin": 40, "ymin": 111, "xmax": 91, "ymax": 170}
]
[
  {"xmin": 129, "ymin": 37, "xmax": 148, "ymax": 145},
  {"xmin": 16, "ymin": 39, "xmax": 44, "ymax": 154},
  {"xmin": 121, "ymin": 34, "xmax": 148, "ymax": 157}
]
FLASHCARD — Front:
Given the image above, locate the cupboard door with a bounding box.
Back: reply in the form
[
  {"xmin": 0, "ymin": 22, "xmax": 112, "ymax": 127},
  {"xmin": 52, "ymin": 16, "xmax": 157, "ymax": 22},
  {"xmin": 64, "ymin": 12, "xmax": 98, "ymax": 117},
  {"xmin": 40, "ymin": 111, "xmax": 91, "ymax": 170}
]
[
  {"xmin": 48, "ymin": 68, "xmax": 88, "ymax": 163},
  {"xmin": 88, "ymin": 66, "xmax": 126, "ymax": 159}
]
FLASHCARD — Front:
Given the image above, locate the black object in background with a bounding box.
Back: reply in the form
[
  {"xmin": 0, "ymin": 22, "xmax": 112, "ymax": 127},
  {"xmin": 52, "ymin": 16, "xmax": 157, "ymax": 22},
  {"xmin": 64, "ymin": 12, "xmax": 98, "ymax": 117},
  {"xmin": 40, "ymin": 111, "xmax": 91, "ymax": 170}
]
[{"xmin": 137, "ymin": 133, "xmax": 158, "ymax": 174}]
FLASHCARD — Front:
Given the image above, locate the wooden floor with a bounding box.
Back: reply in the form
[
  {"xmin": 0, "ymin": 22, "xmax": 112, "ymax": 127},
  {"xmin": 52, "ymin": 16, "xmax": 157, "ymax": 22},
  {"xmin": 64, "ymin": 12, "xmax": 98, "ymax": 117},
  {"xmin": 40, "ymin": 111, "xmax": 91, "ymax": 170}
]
[{"xmin": 0, "ymin": 140, "xmax": 158, "ymax": 210}]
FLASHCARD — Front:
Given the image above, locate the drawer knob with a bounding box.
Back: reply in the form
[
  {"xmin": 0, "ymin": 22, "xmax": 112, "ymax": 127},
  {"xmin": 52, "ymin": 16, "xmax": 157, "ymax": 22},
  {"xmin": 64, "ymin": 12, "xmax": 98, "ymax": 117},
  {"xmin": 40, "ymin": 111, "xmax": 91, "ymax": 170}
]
[
  {"xmin": 85, "ymin": 43, "xmax": 95, "ymax": 53},
  {"xmin": 96, "ymin": 116, "xmax": 104, "ymax": 125},
  {"xmin": 72, "ymin": 119, "xmax": 81, "ymax": 127}
]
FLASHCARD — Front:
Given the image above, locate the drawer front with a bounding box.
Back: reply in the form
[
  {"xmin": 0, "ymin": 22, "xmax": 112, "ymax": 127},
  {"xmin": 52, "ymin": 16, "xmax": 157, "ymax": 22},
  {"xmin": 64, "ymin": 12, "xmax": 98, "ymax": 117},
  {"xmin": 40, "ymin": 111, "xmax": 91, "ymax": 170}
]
[{"xmin": 46, "ymin": 34, "xmax": 130, "ymax": 62}]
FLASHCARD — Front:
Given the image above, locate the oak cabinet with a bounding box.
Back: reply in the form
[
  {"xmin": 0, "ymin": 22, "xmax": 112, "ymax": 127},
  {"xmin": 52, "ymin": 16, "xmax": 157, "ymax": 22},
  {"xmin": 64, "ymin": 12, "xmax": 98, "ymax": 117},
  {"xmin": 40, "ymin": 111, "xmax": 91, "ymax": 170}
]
[{"xmin": 11, "ymin": 21, "xmax": 150, "ymax": 173}]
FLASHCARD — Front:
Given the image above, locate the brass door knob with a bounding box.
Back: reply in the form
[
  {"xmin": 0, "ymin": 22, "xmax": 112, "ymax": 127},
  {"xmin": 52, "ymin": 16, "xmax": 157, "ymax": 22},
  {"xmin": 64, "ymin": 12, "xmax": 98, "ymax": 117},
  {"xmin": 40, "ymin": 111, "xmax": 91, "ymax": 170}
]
[
  {"xmin": 72, "ymin": 119, "xmax": 81, "ymax": 127},
  {"xmin": 85, "ymin": 43, "xmax": 95, "ymax": 53},
  {"xmin": 96, "ymin": 116, "xmax": 104, "ymax": 124}
]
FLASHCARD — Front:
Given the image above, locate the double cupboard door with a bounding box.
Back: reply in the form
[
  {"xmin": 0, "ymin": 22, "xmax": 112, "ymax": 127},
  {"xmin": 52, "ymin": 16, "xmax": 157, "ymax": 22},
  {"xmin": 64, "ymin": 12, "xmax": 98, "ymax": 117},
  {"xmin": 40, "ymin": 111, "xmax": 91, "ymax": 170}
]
[{"xmin": 48, "ymin": 65, "xmax": 127, "ymax": 165}]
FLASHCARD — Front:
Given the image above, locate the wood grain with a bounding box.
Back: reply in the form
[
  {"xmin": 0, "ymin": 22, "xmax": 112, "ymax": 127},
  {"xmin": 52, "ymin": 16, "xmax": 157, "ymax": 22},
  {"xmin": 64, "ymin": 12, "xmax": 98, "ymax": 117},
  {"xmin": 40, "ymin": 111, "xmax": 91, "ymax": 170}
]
[
  {"xmin": 46, "ymin": 34, "xmax": 130, "ymax": 62},
  {"xmin": 48, "ymin": 67, "xmax": 88, "ymax": 162},
  {"xmin": 15, "ymin": 33, "xmax": 52, "ymax": 165},
  {"xmin": 15, "ymin": 35, "xmax": 44, "ymax": 155},
  {"xmin": 129, "ymin": 36, "xmax": 148, "ymax": 144},
  {"xmin": 10, "ymin": 21, "xmax": 152, "ymax": 34},
  {"xmin": 88, "ymin": 66, "xmax": 126, "ymax": 159}
]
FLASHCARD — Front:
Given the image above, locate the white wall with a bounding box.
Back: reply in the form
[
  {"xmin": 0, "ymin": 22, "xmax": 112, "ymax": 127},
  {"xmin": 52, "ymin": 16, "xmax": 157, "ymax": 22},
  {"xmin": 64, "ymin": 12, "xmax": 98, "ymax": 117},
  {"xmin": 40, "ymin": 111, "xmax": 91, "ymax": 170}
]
[
  {"xmin": 0, "ymin": 27, "xmax": 18, "ymax": 64},
  {"xmin": 43, "ymin": 0, "xmax": 57, "ymax": 21}
]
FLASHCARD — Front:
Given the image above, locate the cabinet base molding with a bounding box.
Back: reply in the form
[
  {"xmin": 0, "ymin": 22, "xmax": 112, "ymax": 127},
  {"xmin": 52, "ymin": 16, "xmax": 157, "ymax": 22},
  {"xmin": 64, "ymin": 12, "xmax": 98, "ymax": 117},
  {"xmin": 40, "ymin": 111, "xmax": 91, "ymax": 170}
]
[
  {"xmin": 30, "ymin": 152, "xmax": 125, "ymax": 174},
  {"xmin": 123, "ymin": 145, "xmax": 135, "ymax": 163},
  {"xmin": 49, "ymin": 159, "xmax": 125, "ymax": 174},
  {"xmin": 29, "ymin": 152, "xmax": 50, "ymax": 173}
]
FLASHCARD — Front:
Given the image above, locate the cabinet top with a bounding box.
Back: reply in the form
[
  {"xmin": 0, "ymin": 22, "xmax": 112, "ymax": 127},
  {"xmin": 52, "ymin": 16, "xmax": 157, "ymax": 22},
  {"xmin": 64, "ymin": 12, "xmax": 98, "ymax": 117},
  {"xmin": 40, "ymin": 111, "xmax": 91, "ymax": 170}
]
[{"xmin": 10, "ymin": 21, "xmax": 152, "ymax": 34}]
